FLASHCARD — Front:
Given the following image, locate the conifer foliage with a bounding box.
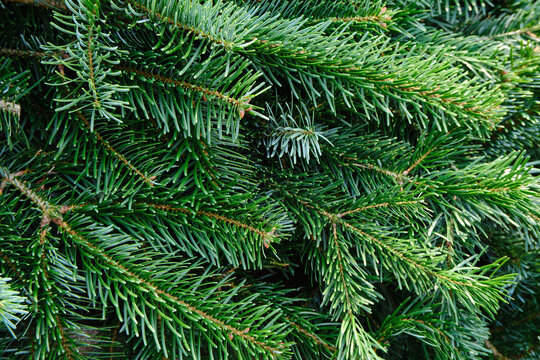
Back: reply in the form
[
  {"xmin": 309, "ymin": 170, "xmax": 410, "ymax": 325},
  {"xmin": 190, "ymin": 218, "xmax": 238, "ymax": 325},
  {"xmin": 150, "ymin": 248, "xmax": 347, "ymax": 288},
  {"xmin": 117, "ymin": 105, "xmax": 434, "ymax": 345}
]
[{"xmin": 0, "ymin": 0, "xmax": 539, "ymax": 358}]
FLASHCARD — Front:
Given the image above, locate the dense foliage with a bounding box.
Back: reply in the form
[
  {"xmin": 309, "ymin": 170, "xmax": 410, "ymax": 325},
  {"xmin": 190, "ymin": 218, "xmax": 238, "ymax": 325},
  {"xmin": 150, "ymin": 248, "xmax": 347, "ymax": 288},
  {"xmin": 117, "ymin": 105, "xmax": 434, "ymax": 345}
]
[{"xmin": 0, "ymin": 0, "xmax": 539, "ymax": 359}]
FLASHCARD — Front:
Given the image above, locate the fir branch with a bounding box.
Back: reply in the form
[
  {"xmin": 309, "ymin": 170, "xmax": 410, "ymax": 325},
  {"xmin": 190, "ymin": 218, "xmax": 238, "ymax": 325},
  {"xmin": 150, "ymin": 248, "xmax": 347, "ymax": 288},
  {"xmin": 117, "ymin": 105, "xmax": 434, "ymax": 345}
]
[
  {"xmin": 347, "ymin": 161, "xmax": 409, "ymax": 183},
  {"xmin": 0, "ymin": 170, "xmax": 81, "ymax": 357},
  {"xmin": 289, "ymin": 190, "xmax": 507, "ymax": 298},
  {"xmin": 491, "ymin": 25, "xmax": 540, "ymax": 39},
  {"xmin": 139, "ymin": 203, "xmax": 276, "ymax": 247},
  {"xmin": 320, "ymin": 6, "xmax": 392, "ymax": 29},
  {"xmin": 114, "ymin": 64, "xmax": 251, "ymax": 109},
  {"xmin": 402, "ymin": 148, "xmax": 433, "ymax": 176},
  {"xmin": 53, "ymin": 314, "xmax": 76, "ymax": 360},
  {"xmin": 287, "ymin": 319, "xmax": 337, "ymax": 353},
  {"xmin": 124, "ymin": 0, "xmax": 232, "ymax": 47},
  {"xmin": 0, "ymin": 167, "xmax": 288, "ymax": 357},
  {"xmin": 77, "ymin": 112, "xmax": 157, "ymax": 186},
  {"xmin": 338, "ymin": 220, "xmax": 470, "ymax": 287},
  {"xmin": 87, "ymin": 27, "xmax": 99, "ymax": 109},
  {"xmin": 331, "ymin": 223, "xmax": 354, "ymax": 313},
  {"xmin": 0, "ymin": 168, "xmax": 58, "ymax": 216},
  {"xmin": 1, "ymin": 1, "xmax": 538, "ymax": 357},
  {"xmin": 53, "ymin": 217, "xmax": 286, "ymax": 356},
  {"xmin": 0, "ymin": 276, "xmax": 27, "ymax": 338},
  {"xmin": 337, "ymin": 200, "xmax": 421, "ymax": 218},
  {"xmin": 399, "ymin": 318, "xmax": 450, "ymax": 343},
  {"xmin": 123, "ymin": 0, "xmax": 503, "ymax": 130}
]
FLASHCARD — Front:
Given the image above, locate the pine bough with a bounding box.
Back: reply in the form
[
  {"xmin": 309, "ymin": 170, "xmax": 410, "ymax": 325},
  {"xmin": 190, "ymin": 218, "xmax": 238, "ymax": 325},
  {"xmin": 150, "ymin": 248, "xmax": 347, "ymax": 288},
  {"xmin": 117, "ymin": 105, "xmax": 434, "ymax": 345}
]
[{"xmin": 0, "ymin": 0, "xmax": 538, "ymax": 359}]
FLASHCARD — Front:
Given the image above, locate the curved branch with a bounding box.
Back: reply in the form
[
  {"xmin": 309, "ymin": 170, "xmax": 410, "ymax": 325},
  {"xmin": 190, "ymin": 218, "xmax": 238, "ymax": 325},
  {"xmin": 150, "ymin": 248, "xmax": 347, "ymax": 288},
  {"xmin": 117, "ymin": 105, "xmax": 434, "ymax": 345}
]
[{"xmin": 53, "ymin": 217, "xmax": 285, "ymax": 355}]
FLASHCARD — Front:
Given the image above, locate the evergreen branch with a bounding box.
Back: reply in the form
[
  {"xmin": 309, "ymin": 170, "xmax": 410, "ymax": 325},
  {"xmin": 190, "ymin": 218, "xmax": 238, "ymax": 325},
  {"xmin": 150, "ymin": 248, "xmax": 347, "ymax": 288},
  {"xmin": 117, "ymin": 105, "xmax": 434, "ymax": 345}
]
[
  {"xmin": 53, "ymin": 314, "xmax": 75, "ymax": 360},
  {"xmin": 328, "ymin": 13, "xmax": 389, "ymax": 25},
  {"xmin": 2, "ymin": 0, "xmax": 537, "ymax": 357},
  {"xmin": 331, "ymin": 223, "xmax": 354, "ymax": 313},
  {"xmin": 77, "ymin": 112, "xmax": 157, "ymax": 186},
  {"xmin": 123, "ymin": 0, "xmax": 503, "ymax": 130},
  {"xmin": 0, "ymin": 277, "xmax": 27, "ymax": 338},
  {"xmin": 53, "ymin": 218, "xmax": 285, "ymax": 356},
  {"xmin": 114, "ymin": 64, "xmax": 250, "ymax": 109},
  {"xmin": 0, "ymin": 171, "xmax": 83, "ymax": 357},
  {"xmin": 0, "ymin": 167, "xmax": 287, "ymax": 357},
  {"xmin": 240, "ymin": 0, "xmax": 393, "ymax": 31},
  {"xmin": 45, "ymin": 2, "xmax": 131, "ymax": 126},
  {"xmin": 399, "ymin": 318, "xmax": 450, "ymax": 343},
  {"xmin": 338, "ymin": 220, "xmax": 470, "ymax": 287},
  {"xmin": 138, "ymin": 202, "xmax": 276, "ymax": 247},
  {"xmin": 287, "ymin": 319, "xmax": 337, "ymax": 353},
  {"xmin": 347, "ymin": 161, "xmax": 407, "ymax": 182},
  {"xmin": 491, "ymin": 25, "xmax": 540, "ymax": 39},
  {"xmin": 124, "ymin": 0, "xmax": 232, "ymax": 48},
  {"xmin": 337, "ymin": 200, "xmax": 421, "ymax": 217},
  {"xmin": 403, "ymin": 148, "xmax": 433, "ymax": 176},
  {"xmin": 87, "ymin": 26, "xmax": 99, "ymax": 109},
  {"xmin": 286, "ymin": 189, "xmax": 508, "ymax": 303},
  {"xmin": 0, "ymin": 168, "xmax": 58, "ymax": 215},
  {"xmin": 318, "ymin": 6, "xmax": 392, "ymax": 29}
]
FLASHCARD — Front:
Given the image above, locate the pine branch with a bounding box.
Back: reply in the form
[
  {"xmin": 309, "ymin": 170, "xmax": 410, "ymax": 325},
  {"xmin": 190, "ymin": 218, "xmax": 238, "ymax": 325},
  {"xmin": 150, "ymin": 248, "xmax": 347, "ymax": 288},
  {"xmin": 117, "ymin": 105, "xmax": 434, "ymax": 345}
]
[
  {"xmin": 1, "ymin": 1, "xmax": 538, "ymax": 357},
  {"xmin": 141, "ymin": 202, "xmax": 276, "ymax": 248},
  {"xmin": 278, "ymin": 185, "xmax": 512, "ymax": 316},
  {"xmin": 77, "ymin": 112, "xmax": 157, "ymax": 186},
  {"xmin": 0, "ymin": 166, "xmax": 292, "ymax": 358},
  {"xmin": 0, "ymin": 277, "xmax": 27, "ymax": 338},
  {"xmin": 121, "ymin": 0, "xmax": 504, "ymax": 132},
  {"xmin": 114, "ymin": 65, "xmax": 251, "ymax": 109}
]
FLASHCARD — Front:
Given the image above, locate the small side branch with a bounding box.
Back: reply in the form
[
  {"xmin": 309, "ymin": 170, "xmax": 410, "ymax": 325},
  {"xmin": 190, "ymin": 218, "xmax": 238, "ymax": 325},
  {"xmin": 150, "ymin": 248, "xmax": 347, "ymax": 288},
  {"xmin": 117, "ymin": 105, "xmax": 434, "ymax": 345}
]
[
  {"xmin": 286, "ymin": 191, "xmax": 476, "ymax": 290},
  {"xmin": 287, "ymin": 319, "xmax": 337, "ymax": 353},
  {"xmin": 124, "ymin": 0, "xmax": 231, "ymax": 47},
  {"xmin": 491, "ymin": 25, "xmax": 540, "ymax": 39},
  {"xmin": 77, "ymin": 112, "xmax": 157, "ymax": 186},
  {"xmin": 0, "ymin": 169, "xmax": 55, "ymax": 214},
  {"xmin": 142, "ymin": 203, "xmax": 276, "ymax": 247},
  {"xmin": 54, "ymin": 314, "xmax": 75, "ymax": 360},
  {"xmin": 340, "ymin": 220, "xmax": 472, "ymax": 288},
  {"xmin": 347, "ymin": 162, "xmax": 403, "ymax": 181},
  {"xmin": 323, "ymin": 7, "xmax": 392, "ymax": 29},
  {"xmin": 403, "ymin": 148, "xmax": 433, "ymax": 176},
  {"xmin": 331, "ymin": 223, "xmax": 353, "ymax": 313},
  {"xmin": 115, "ymin": 65, "xmax": 249, "ymax": 109},
  {"xmin": 337, "ymin": 200, "xmax": 420, "ymax": 218}
]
